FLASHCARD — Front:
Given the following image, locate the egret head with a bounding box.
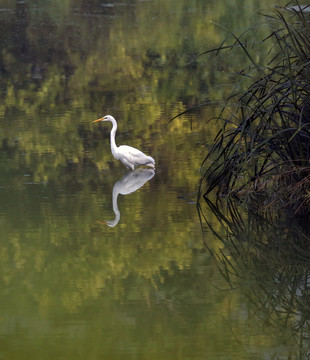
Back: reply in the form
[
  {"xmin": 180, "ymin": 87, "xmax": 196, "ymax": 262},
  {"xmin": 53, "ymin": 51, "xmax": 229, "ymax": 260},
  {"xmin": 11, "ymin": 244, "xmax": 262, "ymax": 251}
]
[{"xmin": 92, "ymin": 115, "xmax": 114, "ymax": 123}]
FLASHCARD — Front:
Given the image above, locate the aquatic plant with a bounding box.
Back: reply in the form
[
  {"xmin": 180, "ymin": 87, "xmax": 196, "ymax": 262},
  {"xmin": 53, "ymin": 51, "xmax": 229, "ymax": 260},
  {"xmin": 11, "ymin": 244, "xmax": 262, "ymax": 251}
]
[
  {"xmin": 198, "ymin": 196, "xmax": 310, "ymax": 357},
  {"xmin": 195, "ymin": 5, "xmax": 310, "ymax": 356},
  {"xmin": 200, "ymin": 4, "xmax": 310, "ymax": 216}
]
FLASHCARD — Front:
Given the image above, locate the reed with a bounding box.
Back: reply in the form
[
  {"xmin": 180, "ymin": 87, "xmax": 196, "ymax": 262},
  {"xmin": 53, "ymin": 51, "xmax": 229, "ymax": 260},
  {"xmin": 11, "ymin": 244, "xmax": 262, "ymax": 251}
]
[
  {"xmin": 195, "ymin": 6, "xmax": 310, "ymax": 351},
  {"xmin": 198, "ymin": 196, "xmax": 310, "ymax": 351},
  {"xmin": 201, "ymin": 4, "xmax": 310, "ymax": 216}
]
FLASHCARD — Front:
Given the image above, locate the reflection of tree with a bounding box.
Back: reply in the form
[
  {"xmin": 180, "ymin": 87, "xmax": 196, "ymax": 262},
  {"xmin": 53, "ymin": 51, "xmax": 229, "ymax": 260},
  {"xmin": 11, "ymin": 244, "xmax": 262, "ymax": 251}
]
[
  {"xmin": 0, "ymin": 164, "xmax": 198, "ymax": 314},
  {"xmin": 0, "ymin": 0, "xmax": 276, "ymax": 183},
  {"xmin": 0, "ymin": 0, "xmax": 285, "ymax": 318},
  {"xmin": 200, "ymin": 197, "xmax": 310, "ymax": 358},
  {"xmin": 1, "ymin": 0, "xmax": 214, "ymax": 184},
  {"xmin": 14, "ymin": 1, "xmax": 29, "ymax": 61}
]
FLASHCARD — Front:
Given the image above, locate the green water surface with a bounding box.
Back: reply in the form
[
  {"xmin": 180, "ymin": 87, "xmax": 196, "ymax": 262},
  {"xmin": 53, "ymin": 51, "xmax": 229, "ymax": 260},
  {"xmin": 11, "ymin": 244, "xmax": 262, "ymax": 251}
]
[{"xmin": 0, "ymin": 1, "xmax": 304, "ymax": 359}]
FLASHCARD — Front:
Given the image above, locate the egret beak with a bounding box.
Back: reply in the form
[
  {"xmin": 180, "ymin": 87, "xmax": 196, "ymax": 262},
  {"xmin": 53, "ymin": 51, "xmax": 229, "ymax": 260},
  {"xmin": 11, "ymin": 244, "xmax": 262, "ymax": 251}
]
[
  {"xmin": 92, "ymin": 117, "xmax": 104, "ymax": 123},
  {"xmin": 96, "ymin": 220, "xmax": 110, "ymax": 227}
]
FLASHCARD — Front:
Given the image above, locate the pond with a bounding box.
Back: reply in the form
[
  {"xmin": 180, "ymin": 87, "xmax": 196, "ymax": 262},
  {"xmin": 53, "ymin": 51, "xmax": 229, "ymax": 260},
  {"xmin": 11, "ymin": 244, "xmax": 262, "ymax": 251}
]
[{"xmin": 1, "ymin": 0, "xmax": 306, "ymax": 359}]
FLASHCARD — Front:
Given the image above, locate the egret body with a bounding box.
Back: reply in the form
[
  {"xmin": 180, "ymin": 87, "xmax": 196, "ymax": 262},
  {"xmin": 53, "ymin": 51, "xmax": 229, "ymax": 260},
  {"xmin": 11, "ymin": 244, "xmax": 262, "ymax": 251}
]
[{"xmin": 93, "ymin": 115, "xmax": 155, "ymax": 170}]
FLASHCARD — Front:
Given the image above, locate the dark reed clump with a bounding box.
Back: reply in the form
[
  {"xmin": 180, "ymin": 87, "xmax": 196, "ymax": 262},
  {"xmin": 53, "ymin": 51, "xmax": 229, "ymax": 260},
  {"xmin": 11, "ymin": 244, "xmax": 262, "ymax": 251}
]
[
  {"xmin": 198, "ymin": 196, "xmax": 310, "ymax": 347},
  {"xmin": 201, "ymin": 5, "xmax": 310, "ymax": 216}
]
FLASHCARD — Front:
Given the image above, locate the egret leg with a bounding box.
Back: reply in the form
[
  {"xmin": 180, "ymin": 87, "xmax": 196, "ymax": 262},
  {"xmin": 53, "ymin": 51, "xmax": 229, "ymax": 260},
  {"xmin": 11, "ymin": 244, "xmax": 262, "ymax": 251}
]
[{"xmin": 121, "ymin": 158, "xmax": 135, "ymax": 170}]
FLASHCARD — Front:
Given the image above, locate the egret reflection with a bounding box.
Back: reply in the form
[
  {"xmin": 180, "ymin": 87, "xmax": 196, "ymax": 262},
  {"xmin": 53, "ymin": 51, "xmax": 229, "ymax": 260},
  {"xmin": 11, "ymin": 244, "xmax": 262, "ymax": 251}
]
[{"xmin": 105, "ymin": 168, "xmax": 155, "ymax": 227}]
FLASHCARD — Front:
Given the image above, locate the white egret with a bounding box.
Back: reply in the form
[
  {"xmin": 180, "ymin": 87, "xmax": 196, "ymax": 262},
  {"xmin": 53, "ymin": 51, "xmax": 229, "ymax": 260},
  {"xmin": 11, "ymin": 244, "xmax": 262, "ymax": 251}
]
[{"xmin": 92, "ymin": 115, "xmax": 155, "ymax": 170}]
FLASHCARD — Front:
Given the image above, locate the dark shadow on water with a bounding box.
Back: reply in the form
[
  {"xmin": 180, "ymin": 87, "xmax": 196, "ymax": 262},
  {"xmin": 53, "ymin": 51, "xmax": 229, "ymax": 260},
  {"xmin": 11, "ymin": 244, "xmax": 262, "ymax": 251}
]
[{"xmin": 199, "ymin": 196, "xmax": 310, "ymax": 359}]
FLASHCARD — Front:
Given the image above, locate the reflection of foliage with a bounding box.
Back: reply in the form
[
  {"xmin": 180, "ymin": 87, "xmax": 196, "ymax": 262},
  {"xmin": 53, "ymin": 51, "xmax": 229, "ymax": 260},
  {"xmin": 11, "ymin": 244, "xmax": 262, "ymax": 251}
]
[
  {"xmin": 0, "ymin": 172, "xmax": 200, "ymax": 313},
  {"xmin": 0, "ymin": 0, "xmax": 278, "ymax": 186},
  {"xmin": 0, "ymin": 0, "xmax": 286, "ymax": 315},
  {"xmin": 200, "ymin": 196, "xmax": 310, "ymax": 358},
  {"xmin": 0, "ymin": 1, "xmax": 300, "ymax": 358},
  {"xmin": 0, "ymin": 0, "xmax": 277, "ymax": 187},
  {"xmin": 1, "ymin": 0, "xmax": 225, "ymax": 184}
]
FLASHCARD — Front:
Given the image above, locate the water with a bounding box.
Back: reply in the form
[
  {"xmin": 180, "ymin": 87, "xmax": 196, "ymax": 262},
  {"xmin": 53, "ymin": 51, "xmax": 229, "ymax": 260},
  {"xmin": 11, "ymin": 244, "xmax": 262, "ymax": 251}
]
[{"xmin": 0, "ymin": 0, "xmax": 305, "ymax": 359}]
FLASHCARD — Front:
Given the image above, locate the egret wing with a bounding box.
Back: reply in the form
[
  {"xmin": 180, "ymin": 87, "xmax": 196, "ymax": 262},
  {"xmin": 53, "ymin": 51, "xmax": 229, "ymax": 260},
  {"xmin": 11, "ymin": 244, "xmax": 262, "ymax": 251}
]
[{"xmin": 118, "ymin": 145, "xmax": 154, "ymax": 168}]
